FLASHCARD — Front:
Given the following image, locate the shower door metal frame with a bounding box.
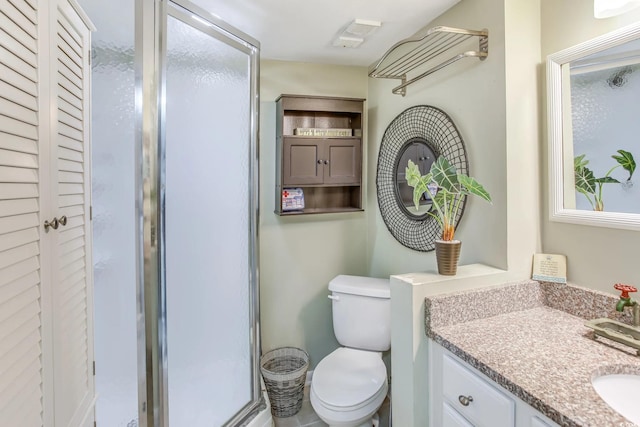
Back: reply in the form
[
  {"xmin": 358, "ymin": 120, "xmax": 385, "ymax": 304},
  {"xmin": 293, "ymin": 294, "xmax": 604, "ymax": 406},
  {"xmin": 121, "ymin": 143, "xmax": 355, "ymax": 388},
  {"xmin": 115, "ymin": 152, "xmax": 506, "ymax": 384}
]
[{"xmin": 135, "ymin": 1, "xmax": 261, "ymax": 426}]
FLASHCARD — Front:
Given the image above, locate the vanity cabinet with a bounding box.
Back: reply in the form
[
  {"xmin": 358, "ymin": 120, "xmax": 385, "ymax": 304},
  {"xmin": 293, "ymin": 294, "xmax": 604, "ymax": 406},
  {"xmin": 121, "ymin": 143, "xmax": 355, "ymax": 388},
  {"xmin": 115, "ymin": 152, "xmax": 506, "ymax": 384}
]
[
  {"xmin": 275, "ymin": 95, "xmax": 365, "ymax": 215},
  {"xmin": 430, "ymin": 342, "xmax": 559, "ymax": 427}
]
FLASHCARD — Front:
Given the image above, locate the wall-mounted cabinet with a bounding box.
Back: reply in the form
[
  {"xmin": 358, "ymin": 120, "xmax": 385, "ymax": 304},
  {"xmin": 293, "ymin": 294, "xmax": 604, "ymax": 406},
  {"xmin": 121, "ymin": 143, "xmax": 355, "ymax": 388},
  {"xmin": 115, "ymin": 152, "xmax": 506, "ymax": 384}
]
[{"xmin": 275, "ymin": 95, "xmax": 365, "ymax": 215}]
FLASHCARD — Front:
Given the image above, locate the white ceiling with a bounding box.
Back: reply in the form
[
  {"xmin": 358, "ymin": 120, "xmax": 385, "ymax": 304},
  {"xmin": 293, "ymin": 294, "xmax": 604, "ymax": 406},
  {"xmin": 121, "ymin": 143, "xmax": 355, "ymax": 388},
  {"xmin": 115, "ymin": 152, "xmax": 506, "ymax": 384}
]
[{"xmin": 191, "ymin": 0, "xmax": 461, "ymax": 67}]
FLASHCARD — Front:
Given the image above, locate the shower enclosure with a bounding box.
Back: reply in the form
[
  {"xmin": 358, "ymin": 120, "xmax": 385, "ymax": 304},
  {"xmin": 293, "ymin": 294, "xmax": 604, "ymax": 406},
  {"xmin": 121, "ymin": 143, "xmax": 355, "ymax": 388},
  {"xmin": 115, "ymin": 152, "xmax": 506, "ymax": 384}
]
[
  {"xmin": 86, "ymin": 0, "xmax": 262, "ymax": 425},
  {"xmin": 140, "ymin": 1, "xmax": 262, "ymax": 425}
]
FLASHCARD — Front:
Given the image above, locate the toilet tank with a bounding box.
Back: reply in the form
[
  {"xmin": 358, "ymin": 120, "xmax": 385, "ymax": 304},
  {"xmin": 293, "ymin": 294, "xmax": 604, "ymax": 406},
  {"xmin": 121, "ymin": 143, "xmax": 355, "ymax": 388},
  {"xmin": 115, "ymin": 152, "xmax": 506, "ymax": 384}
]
[{"xmin": 329, "ymin": 275, "xmax": 391, "ymax": 352}]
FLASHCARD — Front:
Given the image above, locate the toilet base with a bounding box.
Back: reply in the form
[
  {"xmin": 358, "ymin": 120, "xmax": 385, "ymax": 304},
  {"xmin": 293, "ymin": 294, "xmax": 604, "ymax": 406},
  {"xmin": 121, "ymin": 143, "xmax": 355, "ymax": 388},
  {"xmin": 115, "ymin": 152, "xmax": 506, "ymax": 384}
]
[{"xmin": 327, "ymin": 412, "xmax": 379, "ymax": 427}]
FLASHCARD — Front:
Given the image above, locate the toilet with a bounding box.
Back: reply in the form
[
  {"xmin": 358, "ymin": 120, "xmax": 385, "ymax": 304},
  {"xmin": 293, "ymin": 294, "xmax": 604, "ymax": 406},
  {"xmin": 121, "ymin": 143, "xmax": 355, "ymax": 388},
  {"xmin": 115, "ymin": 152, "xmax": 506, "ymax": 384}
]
[{"xmin": 310, "ymin": 275, "xmax": 390, "ymax": 427}]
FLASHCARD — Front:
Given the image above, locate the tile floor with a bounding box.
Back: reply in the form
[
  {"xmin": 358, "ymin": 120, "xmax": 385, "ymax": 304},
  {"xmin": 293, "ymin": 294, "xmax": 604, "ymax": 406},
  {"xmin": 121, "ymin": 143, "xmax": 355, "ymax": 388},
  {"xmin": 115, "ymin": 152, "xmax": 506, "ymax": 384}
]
[{"xmin": 271, "ymin": 385, "xmax": 390, "ymax": 427}]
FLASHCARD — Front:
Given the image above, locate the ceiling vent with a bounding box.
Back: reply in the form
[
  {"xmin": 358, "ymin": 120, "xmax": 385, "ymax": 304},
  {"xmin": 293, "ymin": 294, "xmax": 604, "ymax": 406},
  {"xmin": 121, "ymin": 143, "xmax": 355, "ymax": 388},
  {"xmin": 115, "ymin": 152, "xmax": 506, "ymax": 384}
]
[
  {"xmin": 332, "ymin": 35, "xmax": 364, "ymax": 48},
  {"xmin": 345, "ymin": 19, "xmax": 381, "ymax": 37},
  {"xmin": 332, "ymin": 19, "xmax": 381, "ymax": 48}
]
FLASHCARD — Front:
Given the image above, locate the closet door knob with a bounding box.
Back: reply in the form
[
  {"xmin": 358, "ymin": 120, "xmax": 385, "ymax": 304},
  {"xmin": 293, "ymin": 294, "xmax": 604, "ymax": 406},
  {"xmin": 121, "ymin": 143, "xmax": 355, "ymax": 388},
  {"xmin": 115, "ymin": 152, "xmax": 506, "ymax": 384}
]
[
  {"xmin": 44, "ymin": 217, "xmax": 59, "ymax": 232},
  {"xmin": 59, "ymin": 215, "xmax": 67, "ymax": 226},
  {"xmin": 317, "ymin": 160, "xmax": 323, "ymax": 164},
  {"xmin": 324, "ymin": 160, "xmax": 329, "ymax": 165}
]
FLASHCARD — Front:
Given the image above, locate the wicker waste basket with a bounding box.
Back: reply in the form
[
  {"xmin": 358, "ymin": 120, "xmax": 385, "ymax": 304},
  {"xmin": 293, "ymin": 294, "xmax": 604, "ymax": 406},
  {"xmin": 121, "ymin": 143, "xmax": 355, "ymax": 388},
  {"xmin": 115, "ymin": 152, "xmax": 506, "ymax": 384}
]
[{"xmin": 260, "ymin": 347, "xmax": 309, "ymax": 418}]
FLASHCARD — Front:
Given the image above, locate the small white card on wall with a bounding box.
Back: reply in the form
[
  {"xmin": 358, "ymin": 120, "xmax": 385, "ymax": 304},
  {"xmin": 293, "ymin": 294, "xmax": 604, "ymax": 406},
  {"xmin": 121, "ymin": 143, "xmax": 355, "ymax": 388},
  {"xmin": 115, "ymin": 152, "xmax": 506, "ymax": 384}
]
[{"xmin": 532, "ymin": 253, "xmax": 567, "ymax": 284}]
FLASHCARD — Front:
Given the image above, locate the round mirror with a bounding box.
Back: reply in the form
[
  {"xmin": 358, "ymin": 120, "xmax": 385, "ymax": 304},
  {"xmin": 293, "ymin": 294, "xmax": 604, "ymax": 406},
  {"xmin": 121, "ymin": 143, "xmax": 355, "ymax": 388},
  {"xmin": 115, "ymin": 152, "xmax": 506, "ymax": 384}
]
[
  {"xmin": 394, "ymin": 138, "xmax": 438, "ymax": 220},
  {"xmin": 376, "ymin": 105, "xmax": 469, "ymax": 252}
]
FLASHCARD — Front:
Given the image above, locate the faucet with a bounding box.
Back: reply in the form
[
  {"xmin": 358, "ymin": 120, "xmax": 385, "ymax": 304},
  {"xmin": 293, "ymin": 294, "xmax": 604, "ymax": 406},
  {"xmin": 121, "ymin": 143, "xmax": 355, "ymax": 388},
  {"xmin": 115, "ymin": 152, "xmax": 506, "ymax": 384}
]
[{"xmin": 614, "ymin": 283, "xmax": 640, "ymax": 327}]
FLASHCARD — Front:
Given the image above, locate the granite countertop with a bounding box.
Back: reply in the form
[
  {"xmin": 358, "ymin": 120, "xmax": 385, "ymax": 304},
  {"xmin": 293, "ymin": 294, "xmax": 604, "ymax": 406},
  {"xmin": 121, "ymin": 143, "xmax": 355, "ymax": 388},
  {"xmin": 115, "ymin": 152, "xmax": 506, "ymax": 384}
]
[{"xmin": 425, "ymin": 280, "xmax": 640, "ymax": 427}]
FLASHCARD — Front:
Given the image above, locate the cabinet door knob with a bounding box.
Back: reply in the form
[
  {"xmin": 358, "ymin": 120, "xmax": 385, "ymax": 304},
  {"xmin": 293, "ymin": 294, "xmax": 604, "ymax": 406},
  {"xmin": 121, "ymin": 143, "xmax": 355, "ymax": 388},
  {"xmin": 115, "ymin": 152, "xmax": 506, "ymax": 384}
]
[
  {"xmin": 324, "ymin": 160, "xmax": 329, "ymax": 165},
  {"xmin": 317, "ymin": 160, "xmax": 323, "ymax": 164},
  {"xmin": 44, "ymin": 217, "xmax": 59, "ymax": 232},
  {"xmin": 59, "ymin": 215, "xmax": 67, "ymax": 226},
  {"xmin": 458, "ymin": 395, "xmax": 473, "ymax": 406}
]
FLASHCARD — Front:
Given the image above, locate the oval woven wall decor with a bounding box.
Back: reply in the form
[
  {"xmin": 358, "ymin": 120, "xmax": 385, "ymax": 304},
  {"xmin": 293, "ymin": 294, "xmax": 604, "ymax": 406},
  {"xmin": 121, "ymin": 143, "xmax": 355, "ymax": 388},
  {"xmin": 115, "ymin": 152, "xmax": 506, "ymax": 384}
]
[{"xmin": 376, "ymin": 105, "xmax": 469, "ymax": 252}]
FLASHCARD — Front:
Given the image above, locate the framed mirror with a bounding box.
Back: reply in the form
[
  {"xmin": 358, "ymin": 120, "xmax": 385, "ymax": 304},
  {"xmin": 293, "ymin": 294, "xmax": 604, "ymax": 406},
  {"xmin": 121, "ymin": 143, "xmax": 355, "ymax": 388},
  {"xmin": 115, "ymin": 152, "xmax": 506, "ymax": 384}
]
[
  {"xmin": 547, "ymin": 22, "xmax": 640, "ymax": 230},
  {"xmin": 395, "ymin": 137, "xmax": 437, "ymax": 220},
  {"xmin": 376, "ymin": 105, "xmax": 468, "ymax": 251}
]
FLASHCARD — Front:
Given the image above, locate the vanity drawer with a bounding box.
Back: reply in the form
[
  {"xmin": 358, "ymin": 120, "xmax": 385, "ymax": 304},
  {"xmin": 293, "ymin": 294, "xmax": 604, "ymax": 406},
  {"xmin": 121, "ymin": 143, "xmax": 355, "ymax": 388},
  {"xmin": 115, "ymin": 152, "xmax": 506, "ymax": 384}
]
[
  {"xmin": 443, "ymin": 353, "xmax": 515, "ymax": 427},
  {"xmin": 443, "ymin": 402, "xmax": 474, "ymax": 427},
  {"xmin": 531, "ymin": 416, "xmax": 553, "ymax": 427}
]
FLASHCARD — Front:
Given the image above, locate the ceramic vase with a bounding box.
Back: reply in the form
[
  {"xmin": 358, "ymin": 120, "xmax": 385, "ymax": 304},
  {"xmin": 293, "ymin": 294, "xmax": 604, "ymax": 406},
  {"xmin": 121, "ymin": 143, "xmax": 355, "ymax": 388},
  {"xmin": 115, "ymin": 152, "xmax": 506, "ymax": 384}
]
[{"xmin": 435, "ymin": 239, "xmax": 461, "ymax": 275}]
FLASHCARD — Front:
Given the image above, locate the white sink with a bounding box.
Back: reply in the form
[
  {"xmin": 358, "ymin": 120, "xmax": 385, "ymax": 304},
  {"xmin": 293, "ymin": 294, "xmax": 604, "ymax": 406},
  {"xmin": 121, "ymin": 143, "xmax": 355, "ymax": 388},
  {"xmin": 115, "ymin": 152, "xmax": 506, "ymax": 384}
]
[{"xmin": 592, "ymin": 374, "xmax": 640, "ymax": 425}]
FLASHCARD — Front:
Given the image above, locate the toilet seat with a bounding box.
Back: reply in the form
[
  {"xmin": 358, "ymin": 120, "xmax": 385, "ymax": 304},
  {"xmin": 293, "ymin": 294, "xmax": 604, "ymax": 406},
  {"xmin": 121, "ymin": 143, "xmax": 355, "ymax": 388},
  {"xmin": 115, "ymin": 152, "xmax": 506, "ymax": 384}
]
[{"xmin": 311, "ymin": 347, "xmax": 387, "ymax": 410}]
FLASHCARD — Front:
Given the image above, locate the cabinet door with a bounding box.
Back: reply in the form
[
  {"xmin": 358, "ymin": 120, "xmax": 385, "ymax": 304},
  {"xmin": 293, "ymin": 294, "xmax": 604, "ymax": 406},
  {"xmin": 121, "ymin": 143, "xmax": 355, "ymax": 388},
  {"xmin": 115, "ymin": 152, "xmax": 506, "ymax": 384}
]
[
  {"xmin": 324, "ymin": 138, "xmax": 361, "ymax": 185},
  {"xmin": 0, "ymin": 0, "xmax": 43, "ymax": 425},
  {"xmin": 49, "ymin": 1, "xmax": 95, "ymax": 425},
  {"xmin": 283, "ymin": 137, "xmax": 323, "ymax": 185},
  {"xmin": 0, "ymin": 1, "xmax": 94, "ymax": 425}
]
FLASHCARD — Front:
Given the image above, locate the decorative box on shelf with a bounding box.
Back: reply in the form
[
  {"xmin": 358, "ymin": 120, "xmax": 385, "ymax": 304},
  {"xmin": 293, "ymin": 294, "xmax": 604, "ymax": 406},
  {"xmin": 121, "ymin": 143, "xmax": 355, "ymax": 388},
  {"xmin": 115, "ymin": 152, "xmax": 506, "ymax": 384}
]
[
  {"xmin": 281, "ymin": 188, "xmax": 305, "ymax": 212},
  {"xmin": 293, "ymin": 128, "xmax": 353, "ymax": 137}
]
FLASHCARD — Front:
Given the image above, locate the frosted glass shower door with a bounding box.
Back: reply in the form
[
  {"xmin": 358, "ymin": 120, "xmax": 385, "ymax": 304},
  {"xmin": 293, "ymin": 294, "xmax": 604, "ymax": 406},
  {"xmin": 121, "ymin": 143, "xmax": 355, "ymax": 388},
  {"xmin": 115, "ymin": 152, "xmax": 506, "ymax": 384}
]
[{"xmin": 164, "ymin": 6, "xmax": 258, "ymax": 426}]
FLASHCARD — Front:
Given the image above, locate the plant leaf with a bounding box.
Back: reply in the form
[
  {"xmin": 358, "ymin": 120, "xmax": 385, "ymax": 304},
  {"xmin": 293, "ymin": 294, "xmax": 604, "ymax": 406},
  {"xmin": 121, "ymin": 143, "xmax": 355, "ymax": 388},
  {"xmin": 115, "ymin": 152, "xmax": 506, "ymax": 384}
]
[
  {"xmin": 405, "ymin": 159, "xmax": 423, "ymax": 187},
  {"xmin": 405, "ymin": 160, "xmax": 434, "ymax": 211},
  {"xmin": 458, "ymin": 175, "xmax": 492, "ymax": 203},
  {"xmin": 574, "ymin": 154, "xmax": 589, "ymax": 170},
  {"xmin": 429, "ymin": 157, "xmax": 459, "ymax": 193},
  {"xmin": 575, "ymin": 187, "xmax": 592, "ymax": 197},
  {"xmin": 595, "ymin": 176, "xmax": 620, "ymax": 184},
  {"xmin": 431, "ymin": 188, "xmax": 446, "ymax": 211},
  {"xmin": 574, "ymin": 165, "xmax": 596, "ymax": 194},
  {"xmin": 612, "ymin": 149, "xmax": 636, "ymax": 180}
]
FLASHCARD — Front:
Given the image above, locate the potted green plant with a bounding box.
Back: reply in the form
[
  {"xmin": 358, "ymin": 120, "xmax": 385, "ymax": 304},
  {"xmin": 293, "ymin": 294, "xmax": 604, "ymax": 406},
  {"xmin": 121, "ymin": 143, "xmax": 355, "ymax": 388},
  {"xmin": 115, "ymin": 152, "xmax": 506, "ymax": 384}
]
[
  {"xmin": 574, "ymin": 150, "xmax": 636, "ymax": 211},
  {"xmin": 406, "ymin": 157, "xmax": 491, "ymax": 275}
]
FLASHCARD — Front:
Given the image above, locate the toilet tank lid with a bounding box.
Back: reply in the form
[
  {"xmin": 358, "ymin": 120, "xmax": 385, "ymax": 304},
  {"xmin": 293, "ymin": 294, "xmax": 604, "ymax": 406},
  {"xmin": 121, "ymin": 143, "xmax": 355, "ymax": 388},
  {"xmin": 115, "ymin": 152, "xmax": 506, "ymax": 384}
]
[{"xmin": 329, "ymin": 275, "xmax": 390, "ymax": 298}]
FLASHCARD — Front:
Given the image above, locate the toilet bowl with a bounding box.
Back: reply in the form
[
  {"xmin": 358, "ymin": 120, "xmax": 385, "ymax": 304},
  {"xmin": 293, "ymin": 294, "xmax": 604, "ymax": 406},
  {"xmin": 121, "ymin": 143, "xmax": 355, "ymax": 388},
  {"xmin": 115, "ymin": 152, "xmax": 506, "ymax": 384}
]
[
  {"xmin": 310, "ymin": 275, "xmax": 391, "ymax": 427},
  {"xmin": 310, "ymin": 348, "xmax": 388, "ymax": 427}
]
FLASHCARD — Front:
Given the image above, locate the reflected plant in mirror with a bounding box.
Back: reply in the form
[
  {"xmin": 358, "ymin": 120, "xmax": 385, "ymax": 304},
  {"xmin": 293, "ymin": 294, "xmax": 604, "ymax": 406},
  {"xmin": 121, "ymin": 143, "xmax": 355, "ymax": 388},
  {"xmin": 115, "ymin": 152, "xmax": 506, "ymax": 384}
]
[
  {"xmin": 574, "ymin": 150, "xmax": 636, "ymax": 211},
  {"xmin": 405, "ymin": 157, "xmax": 491, "ymax": 241},
  {"xmin": 570, "ymin": 56, "xmax": 640, "ymax": 214},
  {"xmin": 395, "ymin": 138, "xmax": 437, "ymax": 218},
  {"xmin": 547, "ymin": 21, "xmax": 640, "ymax": 229}
]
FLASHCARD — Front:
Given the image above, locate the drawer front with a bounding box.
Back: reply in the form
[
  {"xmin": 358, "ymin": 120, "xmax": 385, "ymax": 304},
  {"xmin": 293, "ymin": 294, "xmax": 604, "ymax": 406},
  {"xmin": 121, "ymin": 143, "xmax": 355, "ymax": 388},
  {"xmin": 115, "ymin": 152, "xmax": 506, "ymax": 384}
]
[
  {"xmin": 443, "ymin": 402, "xmax": 474, "ymax": 427},
  {"xmin": 443, "ymin": 353, "xmax": 515, "ymax": 427},
  {"xmin": 531, "ymin": 416, "xmax": 553, "ymax": 427}
]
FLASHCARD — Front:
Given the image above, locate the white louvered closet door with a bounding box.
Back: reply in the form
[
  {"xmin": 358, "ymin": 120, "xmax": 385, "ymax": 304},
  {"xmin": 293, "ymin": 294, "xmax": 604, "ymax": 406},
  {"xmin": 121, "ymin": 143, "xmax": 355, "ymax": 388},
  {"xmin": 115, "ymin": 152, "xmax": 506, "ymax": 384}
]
[
  {"xmin": 48, "ymin": 0, "xmax": 95, "ymax": 426},
  {"xmin": 0, "ymin": 0, "xmax": 94, "ymax": 425},
  {"xmin": 0, "ymin": 0, "xmax": 42, "ymax": 426}
]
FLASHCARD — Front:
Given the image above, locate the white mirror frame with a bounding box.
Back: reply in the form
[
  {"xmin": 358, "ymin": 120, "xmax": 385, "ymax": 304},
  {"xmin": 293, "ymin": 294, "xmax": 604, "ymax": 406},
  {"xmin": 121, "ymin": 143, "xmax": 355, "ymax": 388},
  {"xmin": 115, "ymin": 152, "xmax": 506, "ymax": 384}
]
[{"xmin": 547, "ymin": 21, "xmax": 640, "ymax": 230}]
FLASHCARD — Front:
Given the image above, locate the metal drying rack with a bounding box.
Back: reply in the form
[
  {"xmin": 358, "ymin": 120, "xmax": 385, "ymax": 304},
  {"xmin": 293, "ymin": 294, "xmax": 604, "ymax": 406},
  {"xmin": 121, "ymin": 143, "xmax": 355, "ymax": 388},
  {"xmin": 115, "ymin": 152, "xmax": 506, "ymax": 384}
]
[{"xmin": 368, "ymin": 26, "xmax": 489, "ymax": 96}]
